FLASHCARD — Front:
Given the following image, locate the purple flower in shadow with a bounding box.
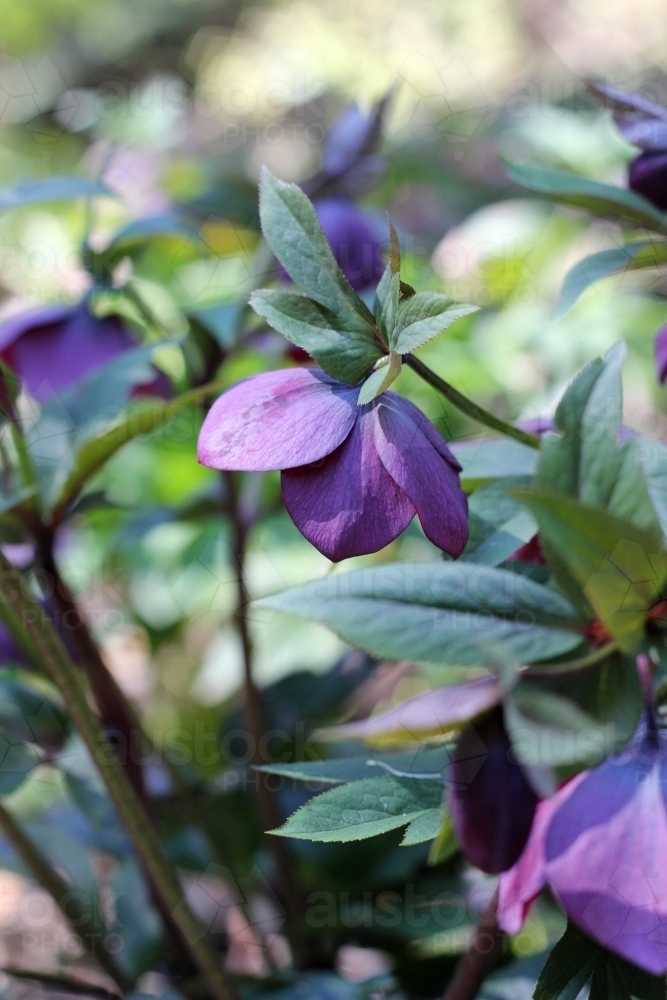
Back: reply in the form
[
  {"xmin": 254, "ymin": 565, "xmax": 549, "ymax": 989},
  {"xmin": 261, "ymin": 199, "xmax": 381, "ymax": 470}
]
[
  {"xmin": 629, "ymin": 152, "xmax": 667, "ymax": 211},
  {"xmin": 0, "ymin": 303, "xmax": 170, "ymax": 403},
  {"xmin": 499, "ymin": 715, "xmax": 667, "ymax": 974},
  {"xmin": 278, "ymin": 200, "xmax": 384, "ymax": 292},
  {"xmin": 198, "ymin": 367, "xmax": 468, "ymax": 561},
  {"xmin": 448, "ymin": 707, "xmax": 538, "ymax": 874}
]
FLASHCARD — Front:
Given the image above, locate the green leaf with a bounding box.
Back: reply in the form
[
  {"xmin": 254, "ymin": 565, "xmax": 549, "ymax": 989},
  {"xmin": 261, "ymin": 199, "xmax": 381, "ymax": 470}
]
[
  {"xmin": 451, "ymin": 439, "xmax": 538, "ymax": 486},
  {"xmin": 0, "ymin": 176, "xmax": 111, "ymax": 213},
  {"xmin": 519, "ymin": 490, "xmax": 667, "ymax": 652},
  {"xmin": 0, "ymin": 742, "xmax": 38, "ymax": 795},
  {"xmin": 505, "ymin": 686, "xmax": 615, "ymax": 767},
  {"xmin": 188, "ymin": 302, "xmax": 243, "ymax": 351},
  {"xmin": 389, "ymin": 292, "xmax": 478, "ymax": 353},
  {"xmin": 49, "ymin": 378, "xmax": 226, "ymax": 519},
  {"xmin": 505, "ymin": 160, "xmax": 667, "ymax": 232},
  {"xmin": 636, "ymin": 436, "xmax": 667, "ymax": 543},
  {"xmin": 401, "ymin": 807, "xmax": 444, "ymax": 846},
  {"xmin": 464, "ymin": 510, "xmax": 537, "ymax": 566},
  {"xmin": 258, "ymin": 746, "xmax": 449, "ymax": 784},
  {"xmin": 259, "ymin": 168, "xmax": 373, "ymax": 327},
  {"xmin": 598, "ymin": 954, "xmax": 667, "ymax": 1000},
  {"xmin": 428, "ymin": 812, "xmax": 458, "ymax": 865},
  {"xmin": 271, "ymin": 775, "xmax": 442, "ymax": 843},
  {"xmin": 556, "ymin": 240, "xmax": 667, "ymax": 317},
  {"xmin": 256, "ymin": 562, "xmax": 584, "ymax": 667},
  {"xmin": 533, "ymin": 923, "xmax": 596, "ymax": 1000},
  {"xmin": 250, "ymin": 289, "xmax": 382, "ymax": 383},
  {"xmin": 0, "ymin": 675, "xmax": 67, "ymax": 748}
]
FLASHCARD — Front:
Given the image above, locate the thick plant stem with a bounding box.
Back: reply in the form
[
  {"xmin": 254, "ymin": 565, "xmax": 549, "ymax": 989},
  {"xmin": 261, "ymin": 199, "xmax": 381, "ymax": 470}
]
[
  {"xmin": 222, "ymin": 472, "xmax": 302, "ymax": 940},
  {"xmin": 0, "ymin": 551, "xmax": 238, "ymax": 1000},
  {"xmin": 404, "ymin": 355, "xmax": 540, "ymax": 450},
  {"xmin": 442, "ymin": 891, "xmax": 502, "ymax": 1000},
  {"xmin": 0, "ymin": 801, "xmax": 132, "ymax": 994}
]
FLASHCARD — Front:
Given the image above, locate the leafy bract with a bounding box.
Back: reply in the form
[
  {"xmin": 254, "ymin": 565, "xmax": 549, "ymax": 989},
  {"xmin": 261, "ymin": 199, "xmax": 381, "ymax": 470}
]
[
  {"xmin": 556, "ymin": 240, "xmax": 667, "ymax": 317},
  {"xmin": 250, "ymin": 289, "xmax": 383, "ymax": 383},
  {"xmin": 389, "ymin": 292, "xmax": 478, "ymax": 353}
]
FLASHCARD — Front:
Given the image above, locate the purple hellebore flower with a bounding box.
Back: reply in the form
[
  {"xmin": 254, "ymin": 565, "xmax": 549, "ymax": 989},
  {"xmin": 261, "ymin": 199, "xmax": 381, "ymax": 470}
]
[
  {"xmin": 278, "ymin": 199, "xmax": 384, "ymax": 292},
  {"xmin": 654, "ymin": 324, "xmax": 667, "ymax": 384},
  {"xmin": 198, "ymin": 367, "xmax": 468, "ymax": 561},
  {"xmin": 0, "ymin": 303, "xmax": 170, "ymax": 403},
  {"xmin": 449, "ymin": 707, "xmax": 538, "ymax": 875}
]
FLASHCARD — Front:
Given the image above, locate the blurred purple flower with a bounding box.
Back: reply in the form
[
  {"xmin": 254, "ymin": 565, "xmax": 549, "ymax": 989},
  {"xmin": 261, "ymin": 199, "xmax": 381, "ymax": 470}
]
[
  {"xmin": 278, "ymin": 200, "xmax": 384, "ymax": 292},
  {"xmin": 655, "ymin": 324, "xmax": 667, "ymax": 383},
  {"xmin": 0, "ymin": 303, "xmax": 170, "ymax": 403},
  {"xmin": 629, "ymin": 151, "xmax": 667, "ymax": 211},
  {"xmin": 198, "ymin": 367, "xmax": 468, "ymax": 561},
  {"xmin": 448, "ymin": 707, "xmax": 538, "ymax": 874}
]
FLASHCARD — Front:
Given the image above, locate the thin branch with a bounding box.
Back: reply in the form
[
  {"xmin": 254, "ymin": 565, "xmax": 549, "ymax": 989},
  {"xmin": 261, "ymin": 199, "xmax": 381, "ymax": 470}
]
[
  {"xmin": 404, "ymin": 354, "xmax": 540, "ymax": 449},
  {"xmin": 0, "ymin": 802, "xmax": 132, "ymax": 994},
  {"xmin": 0, "ymin": 550, "xmax": 239, "ymax": 1000},
  {"xmin": 442, "ymin": 890, "xmax": 502, "ymax": 1000}
]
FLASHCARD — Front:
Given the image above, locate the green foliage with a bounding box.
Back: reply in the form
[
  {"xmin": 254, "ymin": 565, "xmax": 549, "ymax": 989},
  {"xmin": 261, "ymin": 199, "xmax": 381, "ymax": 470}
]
[
  {"xmin": 556, "ymin": 241, "xmax": 667, "ymax": 316},
  {"xmin": 389, "ymin": 292, "xmax": 478, "ymax": 353}
]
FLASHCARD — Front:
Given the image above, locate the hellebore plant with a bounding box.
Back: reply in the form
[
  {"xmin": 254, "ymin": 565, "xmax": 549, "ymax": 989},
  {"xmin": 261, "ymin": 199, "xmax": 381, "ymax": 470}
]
[{"xmin": 198, "ymin": 168, "xmax": 539, "ymax": 560}]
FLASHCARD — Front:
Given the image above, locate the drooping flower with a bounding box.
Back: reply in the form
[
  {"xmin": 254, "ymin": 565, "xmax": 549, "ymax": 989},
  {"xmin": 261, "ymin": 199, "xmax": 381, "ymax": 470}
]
[
  {"xmin": 448, "ymin": 707, "xmax": 538, "ymax": 874},
  {"xmin": 629, "ymin": 152, "xmax": 667, "ymax": 211},
  {"xmin": 278, "ymin": 200, "xmax": 384, "ymax": 292},
  {"xmin": 0, "ymin": 303, "xmax": 170, "ymax": 403},
  {"xmin": 499, "ymin": 711, "xmax": 667, "ymax": 975},
  {"xmin": 198, "ymin": 367, "xmax": 468, "ymax": 561},
  {"xmin": 654, "ymin": 324, "xmax": 667, "ymax": 384}
]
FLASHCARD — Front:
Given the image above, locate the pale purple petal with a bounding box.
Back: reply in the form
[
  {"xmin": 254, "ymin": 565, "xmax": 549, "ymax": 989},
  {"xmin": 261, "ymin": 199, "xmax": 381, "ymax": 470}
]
[
  {"xmin": 498, "ymin": 775, "xmax": 585, "ymax": 933},
  {"xmin": 198, "ymin": 368, "xmax": 358, "ymax": 472},
  {"xmin": 655, "ymin": 324, "xmax": 667, "ymax": 384},
  {"xmin": 281, "ymin": 406, "xmax": 414, "ymax": 561},
  {"xmin": 331, "ymin": 674, "xmax": 502, "ymax": 741},
  {"xmin": 545, "ymin": 749, "xmax": 667, "ymax": 974},
  {"xmin": 372, "ymin": 394, "xmax": 468, "ymax": 557}
]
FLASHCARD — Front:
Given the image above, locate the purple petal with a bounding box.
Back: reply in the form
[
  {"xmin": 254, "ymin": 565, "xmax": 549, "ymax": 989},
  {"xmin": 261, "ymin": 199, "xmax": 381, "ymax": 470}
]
[
  {"xmin": 314, "ymin": 200, "xmax": 385, "ymax": 291},
  {"xmin": 655, "ymin": 324, "xmax": 667, "ymax": 384},
  {"xmin": 498, "ymin": 775, "xmax": 584, "ymax": 933},
  {"xmin": 330, "ymin": 674, "xmax": 502, "ymax": 741},
  {"xmin": 372, "ymin": 394, "xmax": 468, "ymax": 558},
  {"xmin": 448, "ymin": 708, "xmax": 538, "ymax": 875},
  {"xmin": 629, "ymin": 151, "xmax": 667, "ymax": 211},
  {"xmin": 0, "ymin": 305, "xmax": 140, "ymax": 402},
  {"xmin": 545, "ymin": 747, "xmax": 667, "ymax": 974},
  {"xmin": 198, "ymin": 368, "xmax": 358, "ymax": 472},
  {"xmin": 281, "ymin": 406, "xmax": 414, "ymax": 561}
]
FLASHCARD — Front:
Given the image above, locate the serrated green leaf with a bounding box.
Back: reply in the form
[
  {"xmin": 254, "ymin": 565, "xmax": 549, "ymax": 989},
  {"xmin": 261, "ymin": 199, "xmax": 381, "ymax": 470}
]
[
  {"xmin": 428, "ymin": 812, "xmax": 458, "ymax": 865},
  {"xmin": 401, "ymin": 807, "xmax": 444, "ymax": 846},
  {"xmin": 519, "ymin": 490, "xmax": 667, "ymax": 652},
  {"xmin": 271, "ymin": 775, "xmax": 442, "ymax": 843},
  {"xmin": 505, "ymin": 161, "xmax": 667, "ymax": 231},
  {"xmin": 259, "ymin": 168, "xmax": 373, "ymax": 328},
  {"xmin": 533, "ymin": 923, "xmax": 596, "ymax": 1000},
  {"xmin": 0, "ymin": 176, "xmax": 111, "ymax": 213},
  {"xmin": 250, "ymin": 289, "xmax": 382, "ymax": 383},
  {"xmin": 451, "ymin": 440, "xmax": 539, "ymax": 485},
  {"xmin": 256, "ymin": 562, "xmax": 584, "ymax": 667},
  {"xmin": 555, "ymin": 240, "xmax": 667, "ymax": 317},
  {"xmin": 390, "ymin": 292, "xmax": 478, "ymax": 353}
]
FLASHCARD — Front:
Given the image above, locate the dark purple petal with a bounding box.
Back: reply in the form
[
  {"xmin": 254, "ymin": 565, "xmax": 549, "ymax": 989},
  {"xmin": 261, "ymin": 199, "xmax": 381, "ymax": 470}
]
[
  {"xmin": 372, "ymin": 394, "xmax": 468, "ymax": 558},
  {"xmin": 281, "ymin": 406, "xmax": 414, "ymax": 561},
  {"xmin": 448, "ymin": 708, "xmax": 538, "ymax": 875},
  {"xmin": 655, "ymin": 324, "xmax": 667, "ymax": 384},
  {"xmin": 198, "ymin": 368, "xmax": 358, "ymax": 473},
  {"xmin": 0, "ymin": 304, "xmax": 162, "ymax": 403},
  {"xmin": 545, "ymin": 743, "xmax": 667, "ymax": 974},
  {"xmin": 331, "ymin": 674, "xmax": 502, "ymax": 741},
  {"xmin": 323, "ymin": 104, "xmax": 376, "ymax": 177},
  {"xmin": 629, "ymin": 151, "xmax": 667, "ymax": 211}
]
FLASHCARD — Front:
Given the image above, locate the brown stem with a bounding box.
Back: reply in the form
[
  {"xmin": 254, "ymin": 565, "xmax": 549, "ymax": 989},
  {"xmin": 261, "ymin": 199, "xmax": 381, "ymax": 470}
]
[
  {"xmin": 442, "ymin": 890, "xmax": 502, "ymax": 1000},
  {"xmin": 0, "ymin": 802, "xmax": 133, "ymax": 994},
  {"xmin": 222, "ymin": 471, "xmax": 302, "ymax": 941}
]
